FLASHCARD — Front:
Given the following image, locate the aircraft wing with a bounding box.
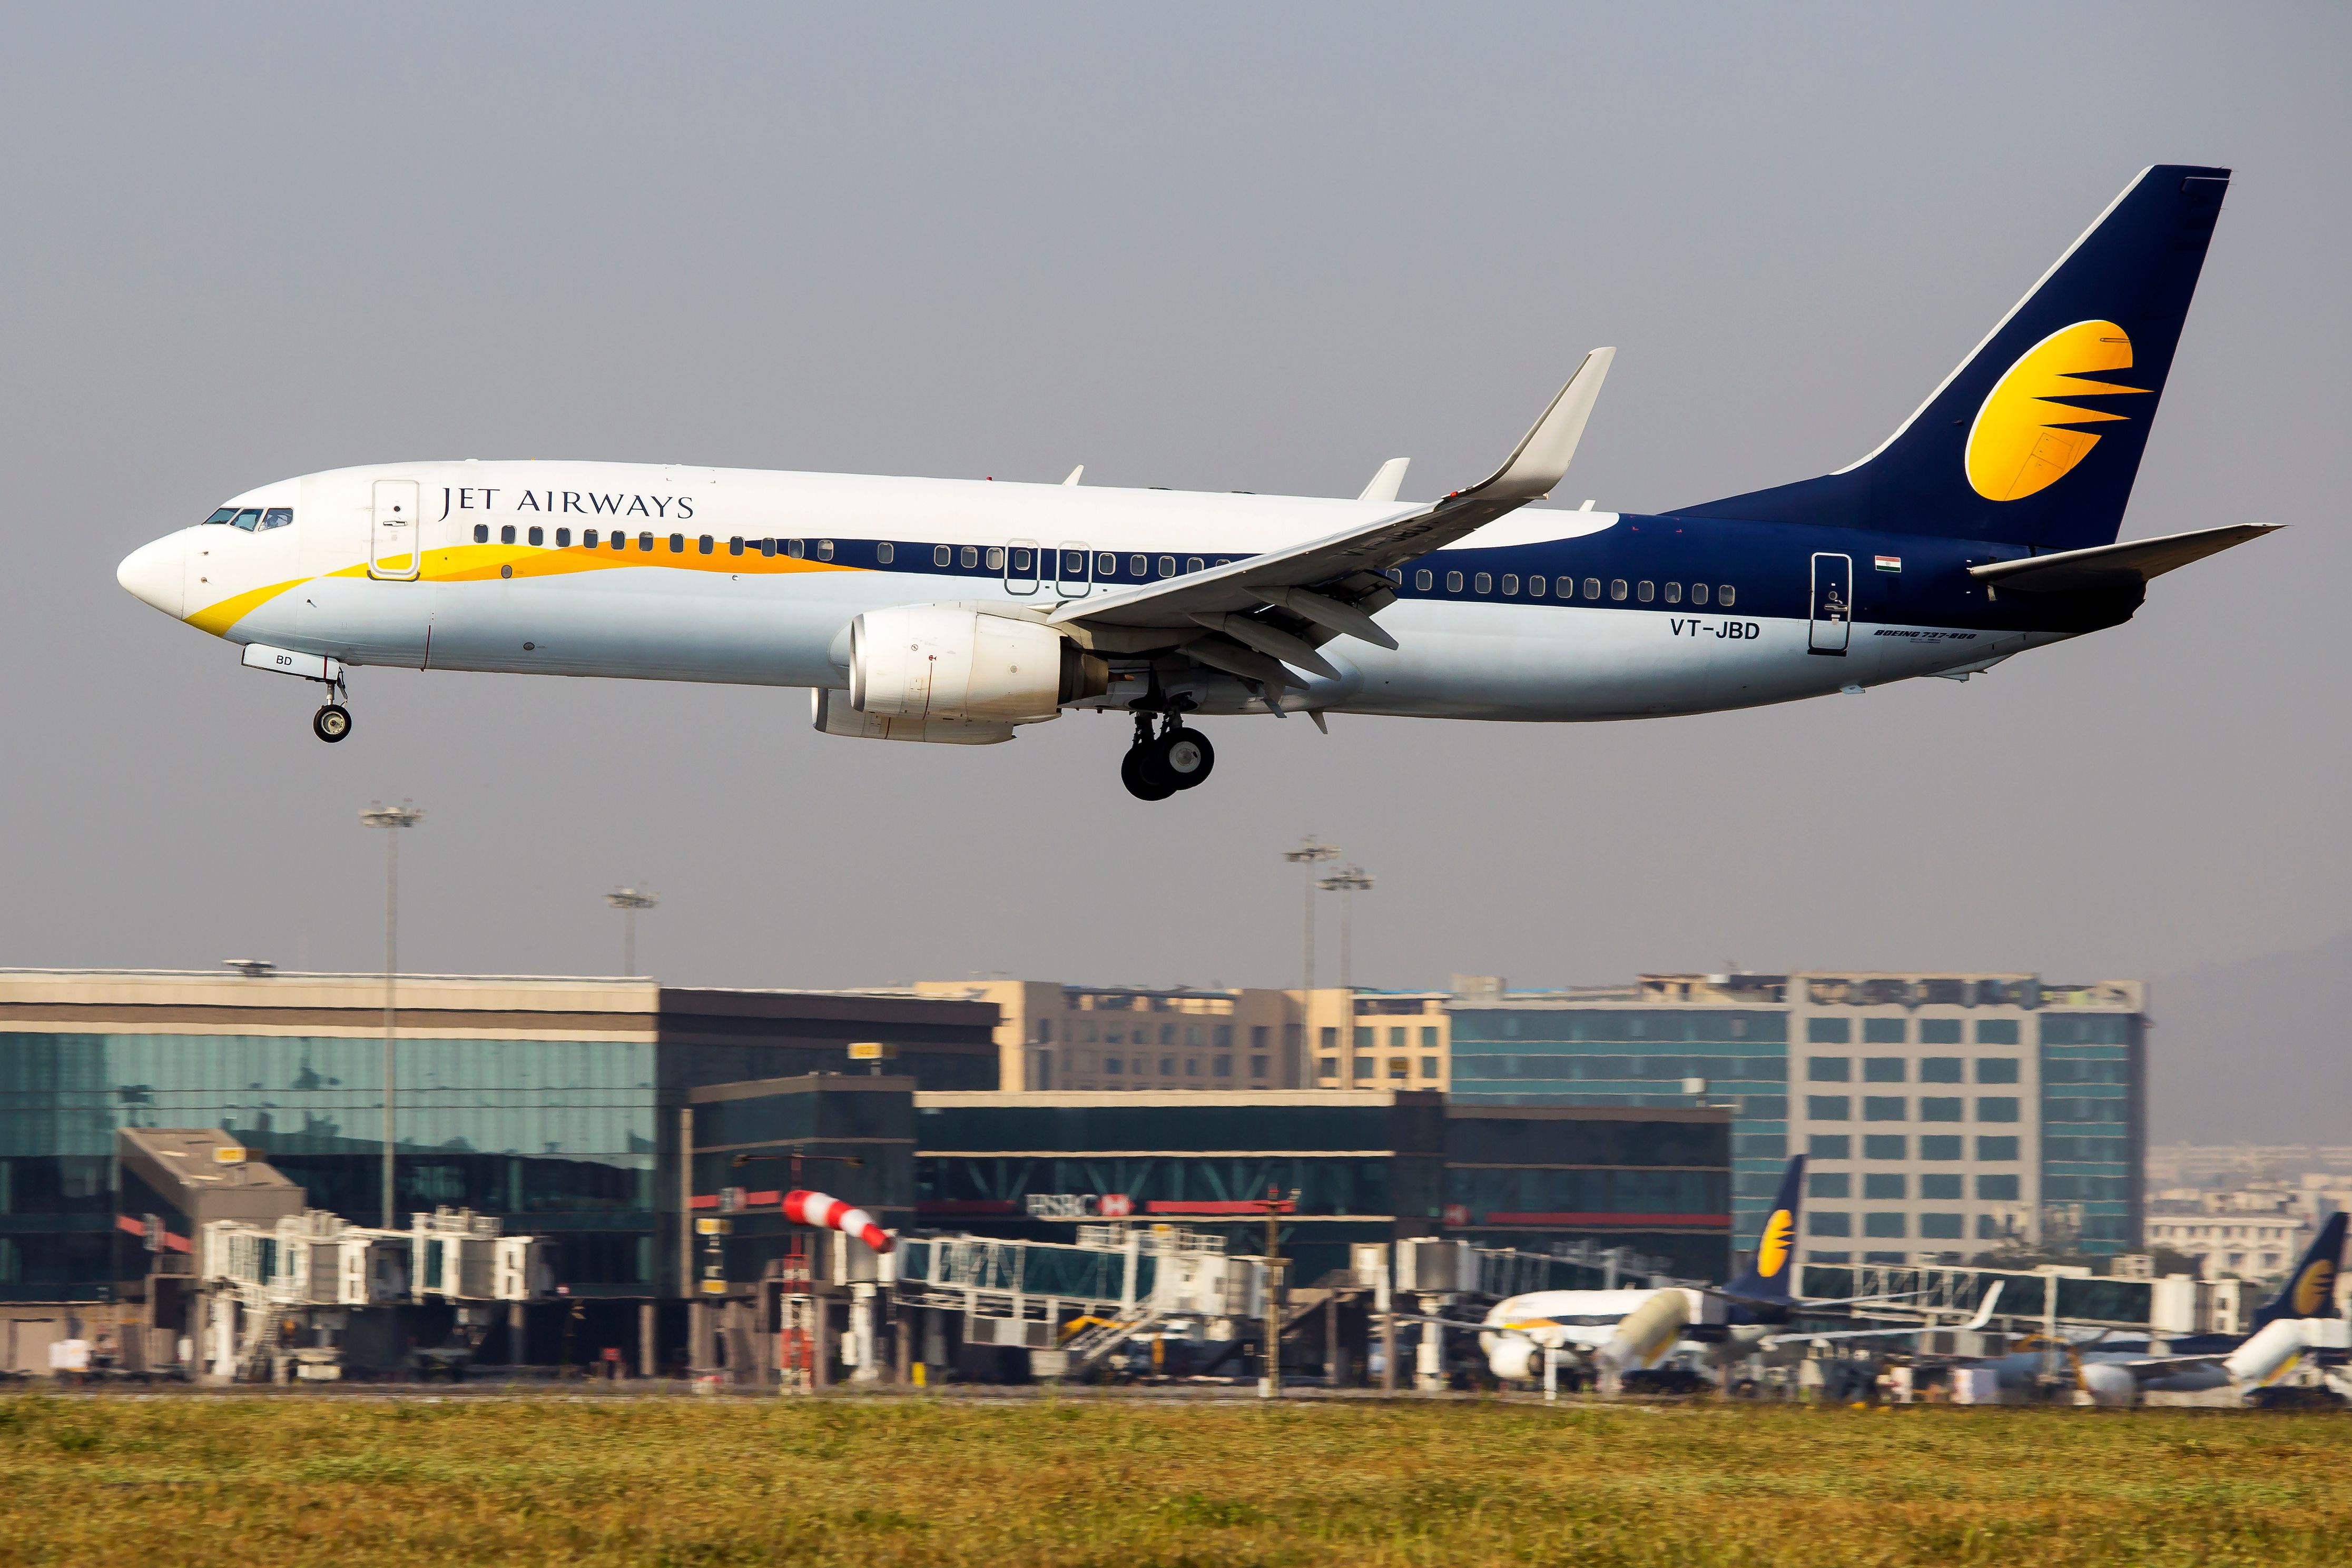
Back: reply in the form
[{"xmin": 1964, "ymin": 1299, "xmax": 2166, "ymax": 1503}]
[
  {"xmin": 1050, "ymin": 349, "xmax": 1615, "ymax": 681},
  {"xmin": 1967, "ymin": 522, "xmax": 2279, "ymax": 595},
  {"xmin": 1760, "ymin": 1281, "xmax": 2005, "ymax": 1348}
]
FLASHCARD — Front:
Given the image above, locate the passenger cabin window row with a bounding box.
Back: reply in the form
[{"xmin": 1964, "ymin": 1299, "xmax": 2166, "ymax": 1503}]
[
  {"xmin": 1412, "ymin": 568, "xmax": 1734, "ymax": 607},
  {"xmin": 203, "ymin": 507, "xmax": 293, "ymax": 531}
]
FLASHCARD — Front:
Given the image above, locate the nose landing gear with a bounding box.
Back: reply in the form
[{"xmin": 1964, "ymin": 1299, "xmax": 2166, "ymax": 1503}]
[
  {"xmin": 313, "ymin": 703, "xmax": 353, "ymax": 743},
  {"xmin": 1121, "ymin": 707, "xmax": 1214, "ymax": 800}
]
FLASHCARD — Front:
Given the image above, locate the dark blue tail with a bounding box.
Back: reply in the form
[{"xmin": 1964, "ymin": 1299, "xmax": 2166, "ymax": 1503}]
[
  {"xmin": 2248, "ymin": 1210, "xmax": 2346, "ymax": 1334},
  {"xmin": 1684, "ymin": 165, "xmax": 2229, "ymax": 552},
  {"xmin": 1724, "ymin": 1155, "xmax": 1805, "ymax": 1303}
]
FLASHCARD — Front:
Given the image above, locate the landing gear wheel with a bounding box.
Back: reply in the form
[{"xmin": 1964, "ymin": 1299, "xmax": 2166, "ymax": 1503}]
[
  {"xmin": 1157, "ymin": 728, "xmax": 1214, "ymax": 789},
  {"xmin": 1121, "ymin": 746, "xmax": 1175, "ymax": 801},
  {"xmin": 313, "ymin": 704, "xmax": 353, "ymax": 744}
]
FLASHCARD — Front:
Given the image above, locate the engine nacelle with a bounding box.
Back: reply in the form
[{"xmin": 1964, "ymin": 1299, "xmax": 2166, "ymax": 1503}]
[
  {"xmin": 812, "ymin": 687, "xmax": 1013, "ymax": 745},
  {"xmin": 848, "ymin": 605, "xmax": 1106, "ymax": 729},
  {"xmin": 1488, "ymin": 1336, "xmax": 1544, "ymax": 1383}
]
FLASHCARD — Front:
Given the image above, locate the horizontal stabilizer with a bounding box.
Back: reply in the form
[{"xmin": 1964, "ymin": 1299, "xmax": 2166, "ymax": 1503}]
[{"xmin": 1969, "ymin": 522, "xmax": 2278, "ymax": 594}]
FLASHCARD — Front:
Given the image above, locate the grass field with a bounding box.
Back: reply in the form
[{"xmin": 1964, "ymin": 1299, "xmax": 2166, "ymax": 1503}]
[{"xmin": 0, "ymin": 1393, "xmax": 2346, "ymax": 1566}]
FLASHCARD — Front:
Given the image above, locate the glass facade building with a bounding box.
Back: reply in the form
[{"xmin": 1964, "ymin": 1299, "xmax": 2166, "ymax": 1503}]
[
  {"xmin": 0, "ymin": 971, "xmax": 999, "ymax": 1301},
  {"xmin": 1446, "ymin": 974, "xmax": 2147, "ymax": 1263}
]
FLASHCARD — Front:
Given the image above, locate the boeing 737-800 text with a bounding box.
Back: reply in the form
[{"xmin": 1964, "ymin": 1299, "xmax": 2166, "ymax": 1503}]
[{"xmin": 117, "ymin": 165, "xmax": 2268, "ymax": 798}]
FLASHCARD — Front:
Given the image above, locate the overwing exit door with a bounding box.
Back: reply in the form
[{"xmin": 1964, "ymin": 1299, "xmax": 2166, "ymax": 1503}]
[
  {"xmin": 1808, "ymin": 552, "xmax": 1852, "ymax": 655},
  {"xmin": 369, "ymin": 479, "xmax": 422, "ymax": 581}
]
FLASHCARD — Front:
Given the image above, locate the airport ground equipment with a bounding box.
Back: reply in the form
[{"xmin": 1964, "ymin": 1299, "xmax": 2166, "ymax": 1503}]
[{"xmin": 196, "ymin": 1205, "xmax": 550, "ymax": 1382}]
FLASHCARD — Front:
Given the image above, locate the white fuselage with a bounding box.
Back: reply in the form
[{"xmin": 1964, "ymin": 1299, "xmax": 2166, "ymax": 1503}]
[{"xmin": 117, "ymin": 459, "xmax": 2056, "ymax": 725}]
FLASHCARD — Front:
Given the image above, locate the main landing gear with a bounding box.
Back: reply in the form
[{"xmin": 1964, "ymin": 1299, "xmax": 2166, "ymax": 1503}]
[{"xmin": 1122, "ymin": 708, "xmax": 1214, "ymax": 801}]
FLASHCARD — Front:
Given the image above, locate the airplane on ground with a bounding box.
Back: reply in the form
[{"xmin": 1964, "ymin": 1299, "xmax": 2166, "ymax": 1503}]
[
  {"xmin": 118, "ymin": 165, "xmax": 2267, "ymax": 800},
  {"xmin": 1477, "ymin": 1155, "xmax": 1820, "ymax": 1386},
  {"xmin": 1985, "ymin": 1211, "xmax": 2349, "ymax": 1407}
]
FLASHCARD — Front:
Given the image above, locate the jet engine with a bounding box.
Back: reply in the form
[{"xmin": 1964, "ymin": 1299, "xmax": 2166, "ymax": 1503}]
[
  {"xmin": 846, "ymin": 605, "xmax": 1107, "ymax": 733},
  {"xmin": 1488, "ymin": 1335, "xmax": 1546, "ymax": 1383}
]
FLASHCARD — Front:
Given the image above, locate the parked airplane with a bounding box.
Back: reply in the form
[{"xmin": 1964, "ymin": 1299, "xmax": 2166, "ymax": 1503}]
[
  {"xmin": 1478, "ymin": 1156, "xmax": 1814, "ymax": 1385},
  {"xmin": 2000, "ymin": 1211, "xmax": 2348, "ymax": 1407},
  {"xmin": 118, "ymin": 165, "xmax": 2264, "ymax": 799}
]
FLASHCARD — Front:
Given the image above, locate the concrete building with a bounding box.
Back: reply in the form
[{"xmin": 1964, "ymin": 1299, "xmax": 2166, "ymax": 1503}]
[{"xmin": 1448, "ymin": 972, "xmax": 2148, "ymax": 1262}]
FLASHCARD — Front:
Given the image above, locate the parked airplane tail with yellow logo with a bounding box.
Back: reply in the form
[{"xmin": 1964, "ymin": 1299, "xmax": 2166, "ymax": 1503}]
[
  {"xmin": 1687, "ymin": 164, "xmax": 2229, "ymax": 553},
  {"xmin": 2249, "ymin": 1210, "xmax": 2346, "ymax": 1335},
  {"xmin": 1723, "ymin": 1155, "xmax": 1807, "ymax": 1305}
]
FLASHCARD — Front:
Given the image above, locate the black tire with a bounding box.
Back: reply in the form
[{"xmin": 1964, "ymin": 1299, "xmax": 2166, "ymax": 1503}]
[
  {"xmin": 1158, "ymin": 727, "xmax": 1215, "ymax": 788},
  {"xmin": 313, "ymin": 704, "xmax": 353, "ymax": 743},
  {"xmin": 1121, "ymin": 746, "xmax": 1175, "ymax": 801}
]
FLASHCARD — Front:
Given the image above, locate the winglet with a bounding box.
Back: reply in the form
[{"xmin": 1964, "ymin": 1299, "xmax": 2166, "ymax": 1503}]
[
  {"xmin": 1061, "ymin": 465, "xmax": 1084, "ymax": 486},
  {"xmin": 1357, "ymin": 458, "xmax": 1410, "ymax": 503},
  {"xmin": 1459, "ymin": 347, "xmax": 1615, "ymax": 505}
]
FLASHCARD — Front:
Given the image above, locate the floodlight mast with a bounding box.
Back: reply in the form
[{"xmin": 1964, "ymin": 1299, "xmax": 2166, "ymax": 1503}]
[
  {"xmin": 1317, "ymin": 865, "xmax": 1373, "ymax": 1073},
  {"xmin": 1282, "ymin": 836, "xmax": 1341, "ymax": 994},
  {"xmin": 605, "ymin": 886, "xmax": 659, "ymax": 976},
  {"xmin": 360, "ymin": 802, "xmax": 423, "ymax": 1229}
]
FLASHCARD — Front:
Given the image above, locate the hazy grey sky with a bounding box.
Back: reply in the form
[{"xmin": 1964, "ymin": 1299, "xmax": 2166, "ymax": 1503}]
[{"xmin": 3, "ymin": 5, "xmax": 2347, "ymax": 1126}]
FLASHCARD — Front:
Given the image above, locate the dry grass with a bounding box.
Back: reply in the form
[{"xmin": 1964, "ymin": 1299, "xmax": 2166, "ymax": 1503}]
[{"xmin": 0, "ymin": 1392, "xmax": 2345, "ymax": 1566}]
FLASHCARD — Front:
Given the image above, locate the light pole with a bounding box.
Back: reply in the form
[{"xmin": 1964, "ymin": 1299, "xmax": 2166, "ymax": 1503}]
[
  {"xmin": 360, "ymin": 802, "xmax": 424, "ymax": 1229},
  {"xmin": 1318, "ymin": 865, "xmax": 1373, "ymax": 1085},
  {"xmin": 1282, "ymin": 836, "xmax": 1340, "ymax": 993},
  {"xmin": 605, "ymin": 886, "xmax": 659, "ymax": 976}
]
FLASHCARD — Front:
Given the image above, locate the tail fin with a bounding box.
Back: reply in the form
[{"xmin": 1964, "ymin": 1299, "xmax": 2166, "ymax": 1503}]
[
  {"xmin": 1686, "ymin": 165, "xmax": 2229, "ymax": 551},
  {"xmin": 2248, "ymin": 1210, "xmax": 2345, "ymax": 1334},
  {"xmin": 1724, "ymin": 1155, "xmax": 1805, "ymax": 1302}
]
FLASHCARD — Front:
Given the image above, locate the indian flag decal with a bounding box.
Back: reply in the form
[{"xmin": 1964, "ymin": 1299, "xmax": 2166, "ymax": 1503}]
[{"xmin": 1874, "ymin": 555, "xmax": 1902, "ymax": 573}]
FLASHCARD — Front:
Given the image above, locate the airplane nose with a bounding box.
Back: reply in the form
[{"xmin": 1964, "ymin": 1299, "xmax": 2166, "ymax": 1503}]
[{"xmin": 117, "ymin": 533, "xmax": 187, "ymax": 619}]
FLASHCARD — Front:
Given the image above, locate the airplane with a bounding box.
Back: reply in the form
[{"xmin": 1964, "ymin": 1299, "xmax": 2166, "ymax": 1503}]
[
  {"xmin": 117, "ymin": 164, "xmax": 2267, "ymax": 800},
  {"xmin": 1477, "ymin": 1155, "xmax": 1818, "ymax": 1387},
  {"xmin": 1989, "ymin": 1211, "xmax": 2349, "ymax": 1407}
]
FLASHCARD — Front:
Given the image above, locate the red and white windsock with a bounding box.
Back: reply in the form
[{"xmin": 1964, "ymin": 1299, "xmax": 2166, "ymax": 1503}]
[{"xmin": 782, "ymin": 1188, "xmax": 894, "ymax": 1254}]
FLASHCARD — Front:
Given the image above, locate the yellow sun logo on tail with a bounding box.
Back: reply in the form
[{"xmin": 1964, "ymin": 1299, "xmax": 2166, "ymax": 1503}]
[
  {"xmin": 1756, "ymin": 1209, "xmax": 1793, "ymax": 1277},
  {"xmin": 1965, "ymin": 320, "xmax": 2148, "ymax": 501},
  {"xmin": 2292, "ymin": 1257, "xmax": 2335, "ymax": 1317}
]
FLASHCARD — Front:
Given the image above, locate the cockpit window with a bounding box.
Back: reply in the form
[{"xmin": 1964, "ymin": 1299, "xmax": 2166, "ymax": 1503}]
[
  {"xmin": 230, "ymin": 508, "xmax": 263, "ymax": 530},
  {"xmin": 204, "ymin": 507, "xmax": 238, "ymax": 525},
  {"xmin": 259, "ymin": 508, "xmax": 292, "ymax": 530}
]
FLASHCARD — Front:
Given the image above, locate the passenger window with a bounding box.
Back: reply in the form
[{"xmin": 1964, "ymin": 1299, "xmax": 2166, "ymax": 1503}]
[
  {"xmin": 1010, "ymin": 547, "xmax": 1032, "ymax": 571},
  {"xmin": 1583, "ymin": 577, "xmax": 1601, "ymax": 599},
  {"xmin": 1158, "ymin": 556, "xmax": 1176, "ymax": 577},
  {"xmin": 1178, "ymin": 555, "xmax": 1199, "ymax": 573},
  {"xmin": 528, "ymin": 526, "xmax": 544, "ymax": 547},
  {"xmin": 1473, "ymin": 572, "xmax": 1492, "ymax": 594},
  {"xmin": 1415, "ymin": 569, "xmax": 1433, "ymax": 590},
  {"xmin": 761, "ymin": 538, "xmax": 776, "ymax": 557},
  {"xmin": 204, "ymin": 507, "xmax": 238, "ymax": 525},
  {"xmin": 1637, "ymin": 580, "xmax": 1654, "ymax": 601},
  {"xmin": 1691, "ymin": 583, "xmax": 1708, "ymax": 605},
  {"xmin": 1445, "ymin": 570, "xmax": 1463, "ymax": 592},
  {"xmin": 474, "ymin": 524, "xmax": 489, "ymax": 544},
  {"xmin": 962, "ymin": 546, "xmax": 979, "ymax": 568},
  {"xmin": 669, "ymin": 532, "xmax": 685, "ymax": 551},
  {"xmin": 877, "ymin": 541, "xmax": 893, "ymax": 564},
  {"xmin": 1528, "ymin": 575, "xmax": 1544, "ymax": 597},
  {"xmin": 933, "ymin": 544, "xmax": 951, "ymax": 566},
  {"xmin": 1719, "ymin": 585, "xmax": 1736, "ymax": 606},
  {"xmin": 1610, "ymin": 579, "xmax": 1628, "ymax": 600},
  {"xmin": 1096, "ymin": 552, "xmax": 1116, "ymax": 576},
  {"xmin": 1501, "ymin": 574, "xmax": 1519, "ymax": 595},
  {"xmin": 816, "ymin": 539, "xmax": 834, "ymax": 561},
  {"xmin": 501, "ymin": 525, "xmax": 517, "ymax": 544},
  {"xmin": 986, "ymin": 547, "xmax": 1005, "ymax": 570},
  {"xmin": 1129, "ymin": 555, "xmax": 1146, "ymax": 577},
  {"xmin": 697, "ymin": 534, "xmax": 714, "ymax": 554},
  {"xmin": 232, "ymin": 508, "xmax": 262, "ymax": 530},
  {"xmin": 1664, "ymin": 581, "xmax": 1681, "ymax": 604},
  {"xmin": 260, "ymin": 508, "xmax": 292, "ymax": 530},
  {"xmin": 638, "ymin": 531, "xmax": 654, "ymax": 550},
  {"xmin": 729, "ymin": 536, "xmax": 744, "ymax": 556},
  {"xmin": 556, "ymin": 528, "xmax": 571, "ymax": 548},
  {"xmin": 613, "ymin": 532, "xmax": 628, "ymax": 551},
  {"xmin": 788, "ymin": 539, "xmax": 805, "ymax": 558}
]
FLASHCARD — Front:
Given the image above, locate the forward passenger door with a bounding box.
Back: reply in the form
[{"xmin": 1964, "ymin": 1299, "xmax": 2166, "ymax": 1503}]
[{"xmin": 369, "ymin": 479, "xmax": 423, "ymax": 581}]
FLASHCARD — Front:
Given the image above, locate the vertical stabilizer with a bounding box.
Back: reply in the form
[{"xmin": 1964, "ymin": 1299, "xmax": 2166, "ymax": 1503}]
[{"xmin": 1724, "ymin": 1155, "xmax": 1806, "ymax": 1302}]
